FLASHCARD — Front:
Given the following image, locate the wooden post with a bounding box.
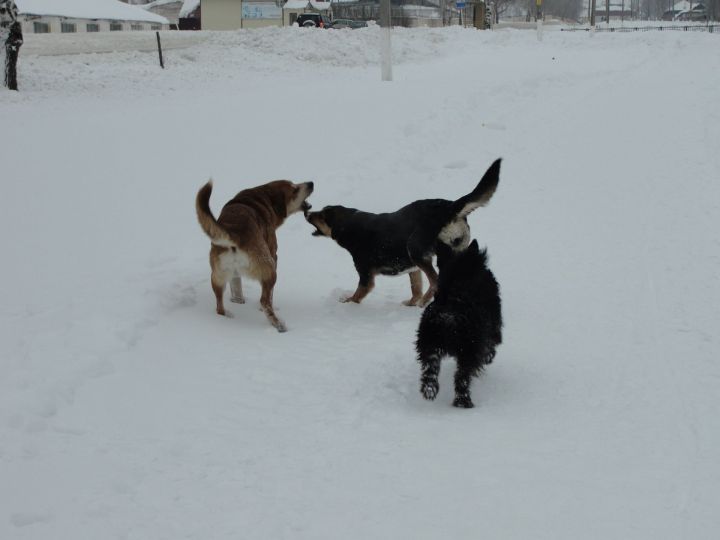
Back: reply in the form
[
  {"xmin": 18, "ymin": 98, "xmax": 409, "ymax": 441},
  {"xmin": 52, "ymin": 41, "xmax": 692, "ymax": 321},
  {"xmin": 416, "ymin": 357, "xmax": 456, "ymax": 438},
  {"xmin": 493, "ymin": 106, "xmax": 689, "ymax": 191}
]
[
  {"xmin": 156, "ymin": 31, "xmax": 164, "ymax": 69},
  {"xmin": 380, "ymin": 0, "xmax": 392, "ymax": 81}
]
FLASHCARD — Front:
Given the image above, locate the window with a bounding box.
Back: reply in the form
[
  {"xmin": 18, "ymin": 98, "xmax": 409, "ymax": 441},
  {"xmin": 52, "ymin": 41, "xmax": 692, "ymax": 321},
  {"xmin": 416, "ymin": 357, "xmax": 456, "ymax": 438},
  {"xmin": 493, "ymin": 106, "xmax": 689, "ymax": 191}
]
[
  {"xmin": 86, "ymin": 23, "xmax": 100, "ymax": 32},
  {"xmin": 33, "ymin": 22, "xmax": 51, "ymax": 33},
  {"xmin": 61, "ymin": 22, "xmax": 77, "ymax": 33},
  {"xmin": 151, "ymin": 25, "xmax": 161, "ymax": 30},
  {"xmin": 131, "ymin": 24, "xmax": 143, "ymax": 31},
  {"xmin": 110, "ymin": 22, "xmax": 123, "ymax": 31}
]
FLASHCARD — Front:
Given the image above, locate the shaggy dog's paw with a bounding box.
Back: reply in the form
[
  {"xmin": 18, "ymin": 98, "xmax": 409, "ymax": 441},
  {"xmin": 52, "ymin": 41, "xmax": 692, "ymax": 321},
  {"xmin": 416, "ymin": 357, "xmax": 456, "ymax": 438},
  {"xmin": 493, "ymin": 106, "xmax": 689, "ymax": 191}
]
[
  {"xmin": 340, "ymin": 295, "xmax": 359, "ymax": 304},
  {"xmin": 230, "ymin": 296, "xmax": 246, "ymax": 304},
  {"xmin": 421, "ymin": 380, "xmax": 439, "ymax": 401},
  {"xmin": 452, "ymin": 396, "xmax": 474, "ymax": 408},
  {"xmin": 481, "ymin": 350, "xmax": 496, "ymax": 365}
]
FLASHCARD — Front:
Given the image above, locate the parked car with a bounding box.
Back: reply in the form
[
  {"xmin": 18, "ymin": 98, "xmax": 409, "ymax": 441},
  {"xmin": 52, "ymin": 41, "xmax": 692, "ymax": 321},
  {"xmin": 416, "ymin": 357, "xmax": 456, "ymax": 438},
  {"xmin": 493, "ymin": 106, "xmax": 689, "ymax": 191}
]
[
  {"xmin": 326, "ymin": 18, "xmax": 368, "ymax": 30},
  {"xmin": 296, "ymin": 13, "xmax": 332, "ymax": 28}
]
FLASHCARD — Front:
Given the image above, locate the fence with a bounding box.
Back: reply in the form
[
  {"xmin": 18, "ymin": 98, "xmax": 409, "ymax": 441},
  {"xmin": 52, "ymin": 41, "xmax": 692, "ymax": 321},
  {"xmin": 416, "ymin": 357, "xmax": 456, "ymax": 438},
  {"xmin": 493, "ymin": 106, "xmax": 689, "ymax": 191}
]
[
  {"xmin": 561, "ymin": 24, "xmax": 718, "ymax": 33},
  {"xmin": 331, "ymin": 1, "xmax": 490, "ymax": 28},
  {"xmin": 332, "ymin": 2, "xmax": 440, "ymax": 27}
]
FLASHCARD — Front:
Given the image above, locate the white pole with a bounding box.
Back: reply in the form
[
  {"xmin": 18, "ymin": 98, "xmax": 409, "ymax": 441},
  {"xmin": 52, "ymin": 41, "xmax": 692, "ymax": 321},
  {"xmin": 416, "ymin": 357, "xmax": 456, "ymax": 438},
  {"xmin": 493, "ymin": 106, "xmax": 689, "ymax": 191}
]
[{"xmin": 380, "ymin": 0, "xmax": 392, "ymax": 81}]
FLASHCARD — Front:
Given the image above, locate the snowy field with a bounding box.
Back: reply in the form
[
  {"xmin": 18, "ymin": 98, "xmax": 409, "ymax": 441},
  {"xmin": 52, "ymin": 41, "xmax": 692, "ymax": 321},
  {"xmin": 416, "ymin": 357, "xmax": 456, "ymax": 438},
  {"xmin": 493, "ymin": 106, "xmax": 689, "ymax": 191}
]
[{"xmin": 2, "ymin": 26, "xmax": 719, "ymax": 539}]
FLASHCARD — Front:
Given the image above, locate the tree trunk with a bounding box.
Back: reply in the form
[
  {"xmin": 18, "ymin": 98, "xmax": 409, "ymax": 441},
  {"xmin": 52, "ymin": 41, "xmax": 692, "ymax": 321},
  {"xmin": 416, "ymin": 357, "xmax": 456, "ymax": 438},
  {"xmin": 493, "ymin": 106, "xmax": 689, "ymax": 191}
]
[{"xmin": 1, "ymin": 0, "xmax": 22, "ymax": 91}]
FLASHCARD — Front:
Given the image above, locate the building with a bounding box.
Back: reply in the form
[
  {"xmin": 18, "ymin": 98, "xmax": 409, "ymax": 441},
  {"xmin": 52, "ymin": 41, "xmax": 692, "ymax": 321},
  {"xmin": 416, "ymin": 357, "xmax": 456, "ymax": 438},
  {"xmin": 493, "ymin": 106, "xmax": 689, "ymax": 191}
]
[
  {"xmin": 143, "ymin": 0, "xmax": 183, "ymax": 27},
  {"xmin": 16, "ymin": 0, "xmax": 169, "ymax": 33},
  {"xmin": 662, "ymin": 1, "xmax": 707, "ymax": 20},
  {"xmin": 201, "ymin": 0, "xmax": 284, "ymax": 29},
  {"xmin": 179, "ymin": 0, "xmax": 201, "ymax": 29},
  {"xmin": 593, "ymin": 1, "xmax": 634, "ymax": 21},
  {"xmin": 140, "ymin": 0, "xmax": 201, "ymax": 29}
]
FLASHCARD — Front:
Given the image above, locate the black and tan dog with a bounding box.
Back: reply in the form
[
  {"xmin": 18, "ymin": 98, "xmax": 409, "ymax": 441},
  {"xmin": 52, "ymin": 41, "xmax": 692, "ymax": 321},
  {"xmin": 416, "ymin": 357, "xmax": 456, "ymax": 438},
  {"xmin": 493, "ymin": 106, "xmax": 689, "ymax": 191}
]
[
  {"xmin": 305, "ymin": 159, "xmax": 501, "ymax": 306},
  {"xmin": 196, "ymin": 179, "xmax": 314, "ymax": 332}
]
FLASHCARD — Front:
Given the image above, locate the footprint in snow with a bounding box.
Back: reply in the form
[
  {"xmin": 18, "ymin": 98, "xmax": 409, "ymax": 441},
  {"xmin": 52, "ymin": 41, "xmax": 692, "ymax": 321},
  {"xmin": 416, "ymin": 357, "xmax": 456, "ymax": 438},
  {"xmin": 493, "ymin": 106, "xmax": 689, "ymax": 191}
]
[
  {"xmin": 444, "ymin": 160, "xmax": 468, "ymax": 170},
  {"xmin": 10, "ymin": 512, "xmax": 54, "ymax": 528}
]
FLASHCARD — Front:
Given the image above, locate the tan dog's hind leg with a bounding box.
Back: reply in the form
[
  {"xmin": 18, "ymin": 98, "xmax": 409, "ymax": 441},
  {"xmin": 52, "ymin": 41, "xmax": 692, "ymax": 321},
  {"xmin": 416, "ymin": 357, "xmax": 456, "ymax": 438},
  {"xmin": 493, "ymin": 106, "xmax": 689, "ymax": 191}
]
[
  {"xmin": 230, "ymin": 276, "xmax": 245, "ymax": 304},
  {"xmin": 211, "ymin": 269, "xmax": 231, "ymax": 317},
  {"xmin": 403, "ymin": 270, "xmax": 424, "ymax": 306},
  {"xmin": 260, "ymin": 271, "xmax": 286, "ymax": 332}
]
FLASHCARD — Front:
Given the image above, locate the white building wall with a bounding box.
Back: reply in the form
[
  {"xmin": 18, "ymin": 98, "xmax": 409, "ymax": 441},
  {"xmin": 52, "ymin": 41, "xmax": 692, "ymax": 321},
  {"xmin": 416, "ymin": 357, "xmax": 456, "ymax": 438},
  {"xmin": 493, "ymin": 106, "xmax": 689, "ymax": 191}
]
[
  {"xmin": 202, "ymin": 0, "xmax": 282, "ymax": 30},
  {"xmin": 21, "ymin": 16, "xmax": 169, "ymax": 33},
  {"xmin": 202, "ymin": 0, "xmax": 243, "ymax": 30}
]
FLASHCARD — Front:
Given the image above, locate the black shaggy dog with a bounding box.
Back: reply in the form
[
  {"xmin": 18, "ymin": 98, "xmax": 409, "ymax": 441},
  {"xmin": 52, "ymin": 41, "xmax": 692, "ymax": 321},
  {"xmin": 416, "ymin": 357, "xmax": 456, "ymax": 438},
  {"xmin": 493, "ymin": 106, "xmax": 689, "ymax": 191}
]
[
  {"xmin": 306, "ymin": 159, "xmax": 501, "ymax": 307},
  {"xmin": 415, "ymin": 239, "xmax": 502, "ymax": 408}
]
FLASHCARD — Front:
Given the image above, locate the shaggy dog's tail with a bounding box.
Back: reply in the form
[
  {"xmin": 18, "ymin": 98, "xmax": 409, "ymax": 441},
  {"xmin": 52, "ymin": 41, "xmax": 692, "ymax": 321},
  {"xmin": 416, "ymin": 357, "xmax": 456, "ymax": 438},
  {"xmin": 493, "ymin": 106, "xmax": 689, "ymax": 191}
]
[
  {"xmin": 196, "ymin": 180, "xmax": 234, "ymax": 247},
  {"xmin": 453, "ymin": 158, "xmax": 502, "ymax": 218}
]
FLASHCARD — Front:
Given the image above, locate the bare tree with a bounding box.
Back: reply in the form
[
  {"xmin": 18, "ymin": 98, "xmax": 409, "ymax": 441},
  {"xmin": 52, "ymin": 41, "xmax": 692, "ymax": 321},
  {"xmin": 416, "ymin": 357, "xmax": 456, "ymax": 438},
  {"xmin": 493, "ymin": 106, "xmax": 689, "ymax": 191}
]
[
  {"xmin": 707, "ymin": 0, "xmax": 718, "ymax": 20},
  {"xmin": 1, "ymin": 0, "xmax": 22, "ymax": 91}
]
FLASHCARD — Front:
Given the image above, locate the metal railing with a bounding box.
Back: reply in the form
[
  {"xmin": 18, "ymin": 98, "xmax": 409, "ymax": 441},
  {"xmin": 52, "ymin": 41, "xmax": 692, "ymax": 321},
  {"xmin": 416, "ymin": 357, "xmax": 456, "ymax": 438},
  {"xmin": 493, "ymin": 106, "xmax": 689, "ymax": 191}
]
[{"xmin": 562, "ymin": 24, "xmax": 718, "ymax": 33}]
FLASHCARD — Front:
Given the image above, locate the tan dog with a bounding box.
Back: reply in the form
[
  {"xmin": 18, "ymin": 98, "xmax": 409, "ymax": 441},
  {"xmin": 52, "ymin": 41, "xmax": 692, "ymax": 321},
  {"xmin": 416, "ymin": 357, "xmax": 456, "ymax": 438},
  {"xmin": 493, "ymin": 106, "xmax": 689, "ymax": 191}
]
[{"xmin": 196, "ymin": 179, "xmax": 314, "ymax": 332}]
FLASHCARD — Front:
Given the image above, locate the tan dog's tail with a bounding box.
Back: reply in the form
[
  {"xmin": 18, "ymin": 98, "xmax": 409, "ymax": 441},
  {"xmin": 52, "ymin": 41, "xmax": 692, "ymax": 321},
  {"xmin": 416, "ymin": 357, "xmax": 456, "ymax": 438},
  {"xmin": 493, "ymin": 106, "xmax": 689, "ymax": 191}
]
[{"xmin": 196, "ymin": 180, "xmax": 234, "ymax": 247}]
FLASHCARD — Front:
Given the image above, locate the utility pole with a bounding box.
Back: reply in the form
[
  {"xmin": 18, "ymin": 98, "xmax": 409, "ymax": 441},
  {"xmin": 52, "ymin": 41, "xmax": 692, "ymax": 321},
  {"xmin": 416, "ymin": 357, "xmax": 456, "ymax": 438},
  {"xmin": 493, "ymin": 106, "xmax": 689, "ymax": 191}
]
[
  {"xmin": 536, "ymin": 0, "xmax": 543, "ymax": 40},
  {"xmin": 380, "ymin": 0, "xmax": 392, "ymax": 81},
  {"xmin": 590, "ymin": 0, "xmax": 596, "ymax": 27}
]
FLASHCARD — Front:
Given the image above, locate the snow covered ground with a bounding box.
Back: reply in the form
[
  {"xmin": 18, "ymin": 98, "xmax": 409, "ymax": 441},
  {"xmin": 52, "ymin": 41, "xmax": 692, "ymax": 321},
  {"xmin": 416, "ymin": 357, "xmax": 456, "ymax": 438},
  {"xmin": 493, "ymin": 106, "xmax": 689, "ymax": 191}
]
[{"xmin": 1, "ymin": 26, "xmax": 719, "ymax": 539}]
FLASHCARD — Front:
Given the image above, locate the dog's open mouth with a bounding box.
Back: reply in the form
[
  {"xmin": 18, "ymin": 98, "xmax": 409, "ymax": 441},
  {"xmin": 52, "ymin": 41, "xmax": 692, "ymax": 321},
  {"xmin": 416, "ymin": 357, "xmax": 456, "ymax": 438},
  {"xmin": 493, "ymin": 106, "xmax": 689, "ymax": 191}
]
[
  {"xmin": 305, "ymin": 211, "xmax": 326, "ymax": 237},
  {"xmin": 301, "ymin": 200, "xmax": 312, "ymax": 216}
]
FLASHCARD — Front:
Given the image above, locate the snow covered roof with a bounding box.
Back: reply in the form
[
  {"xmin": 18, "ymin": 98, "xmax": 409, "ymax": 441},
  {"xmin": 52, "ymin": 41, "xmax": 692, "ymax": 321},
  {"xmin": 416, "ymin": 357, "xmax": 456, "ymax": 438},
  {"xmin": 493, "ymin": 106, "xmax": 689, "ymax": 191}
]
[
  {"xmin": 16, "ymin": 0, "xmax": 169, "ymax": 24},
  {"xmin": 144, "ymin": 0, "xmax": 181, "ymax": 8},
  {"xmin": 672, "ymin": 0, "xmax": 705, "ymax": 10},
  {"xmin": 179, "ymin": 0, "xmax": 200, "ymax": 18},
  {"xmin": 283, "ymin": 1, "xmax": 332, "ymax": 11}
]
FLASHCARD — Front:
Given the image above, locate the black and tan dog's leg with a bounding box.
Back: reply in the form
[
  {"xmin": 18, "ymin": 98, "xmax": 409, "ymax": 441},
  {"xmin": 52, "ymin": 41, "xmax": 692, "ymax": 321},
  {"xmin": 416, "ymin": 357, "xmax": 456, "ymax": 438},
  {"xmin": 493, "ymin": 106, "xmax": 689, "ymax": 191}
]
[
  {"xmin": 402, "ymin": 270, "xmax": 424, "ymax": 307},
  {"xmin": 415, "ymin": 259, "xmax": 439, "ymax": 307},
  {"xmin": 342, "ymin": 270, "xmax": 375, "ymax": 304},
  {"xmin": 230, "ymin": 275, "xmax": 245, "ymax": 304},
  {"xmin": 408, "ymin": 234, "xmax": 439, "ymax": 307},
  {"xmin": 260, "ymin": 271, "xmax": 286, "ymax": 333}
]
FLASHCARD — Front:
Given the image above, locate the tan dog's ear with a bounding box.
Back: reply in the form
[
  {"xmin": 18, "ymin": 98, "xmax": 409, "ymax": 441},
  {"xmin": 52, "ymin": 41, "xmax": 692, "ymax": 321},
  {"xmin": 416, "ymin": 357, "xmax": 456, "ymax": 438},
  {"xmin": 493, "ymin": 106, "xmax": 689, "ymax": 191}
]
[{"xmin": 270, "ymin": 192, "xmax": 288, "ymax": 220}]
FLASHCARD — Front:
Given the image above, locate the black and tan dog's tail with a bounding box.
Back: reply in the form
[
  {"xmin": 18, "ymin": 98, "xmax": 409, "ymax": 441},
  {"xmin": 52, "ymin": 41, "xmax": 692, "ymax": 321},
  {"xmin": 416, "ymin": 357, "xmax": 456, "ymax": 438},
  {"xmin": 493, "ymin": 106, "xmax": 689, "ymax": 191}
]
[
  {"xmin": 453, "ymin": 158, "xmax": 502, "ymax": 218},
  {"xmin": 196, "ymin": 180, "xmax": 234, "ymax": 247}
]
